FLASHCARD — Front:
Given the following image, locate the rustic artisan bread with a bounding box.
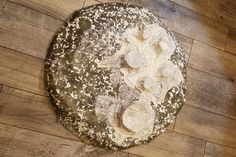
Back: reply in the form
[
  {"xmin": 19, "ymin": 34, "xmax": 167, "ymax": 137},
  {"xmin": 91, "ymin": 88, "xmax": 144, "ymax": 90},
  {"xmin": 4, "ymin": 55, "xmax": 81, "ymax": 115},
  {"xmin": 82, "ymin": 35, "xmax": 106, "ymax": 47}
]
[{"xmin": 45, "ymin": 3, "xmax": 186, "ymax": 149}]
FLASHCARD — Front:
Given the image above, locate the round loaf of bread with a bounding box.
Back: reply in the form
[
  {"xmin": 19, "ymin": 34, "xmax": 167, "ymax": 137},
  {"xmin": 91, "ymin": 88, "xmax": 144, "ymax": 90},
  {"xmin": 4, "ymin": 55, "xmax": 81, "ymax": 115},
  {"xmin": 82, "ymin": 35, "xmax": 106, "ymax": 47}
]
[{"xmin": 45, "ymin": 3, "xmax": 186, "ymax": 149}]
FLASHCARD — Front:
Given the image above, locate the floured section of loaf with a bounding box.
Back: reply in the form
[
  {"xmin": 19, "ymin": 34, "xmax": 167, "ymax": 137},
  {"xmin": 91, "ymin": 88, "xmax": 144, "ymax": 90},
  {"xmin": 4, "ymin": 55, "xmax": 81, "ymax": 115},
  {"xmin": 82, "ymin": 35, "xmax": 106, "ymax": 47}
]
[{"xmin": 95, "ymin": 23, "xmax": 184, "ymax": 146}]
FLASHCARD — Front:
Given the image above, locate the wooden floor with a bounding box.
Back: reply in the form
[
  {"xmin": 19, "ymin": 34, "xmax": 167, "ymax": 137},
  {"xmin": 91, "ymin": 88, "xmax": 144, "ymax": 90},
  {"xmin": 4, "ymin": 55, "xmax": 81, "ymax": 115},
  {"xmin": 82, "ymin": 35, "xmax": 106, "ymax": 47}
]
[{"xmin": 0, "ymin": 0, "xmax": 236, "ymax": 156}]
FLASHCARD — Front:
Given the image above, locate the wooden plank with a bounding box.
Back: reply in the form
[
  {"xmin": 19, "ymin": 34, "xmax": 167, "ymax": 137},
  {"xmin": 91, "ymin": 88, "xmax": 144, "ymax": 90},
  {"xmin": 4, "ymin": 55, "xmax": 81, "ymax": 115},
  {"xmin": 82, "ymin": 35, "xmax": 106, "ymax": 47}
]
[
  {"xmin": 186, "ymin": 67, "xmax": 236, "ymax": 119},
  {"xmin": 204, "ymin": 142, "xmax": 236, "ymax": 157},
  {"xmin": 0, "ymin": 0, "xmax": 62, "ymax": 59},
  {"xmin": 125, "ymin": 130, "xmax": 206, "ymax": 157},
  {"xmin": 130, "ymin": 0, "xmax": 228, "ymax": 50},
  {"xmin": 0, "ymin": 124, "xmax": 130, "ymax": 157},
  {"xmin": 8, "ymin": 0, "xmax": 84, "ymax": 20},
  {"xmin": 0, "ymin": 86, "xmax": 77, "ymax": 140},
  {"xmin": 189, "ymin": 40, "xmax": 236, "ymax": 82},
  {"xmin": 225, "ymin": 28, "xmax": 236, "ymax": 55},
  {"xmin": 175, "ymin": 105, "xmax": 236, "ymax": 148},
  {"xmin": 170, "ymin": 0, "xmax": 236, "ymax": 29},
  {"xmin": 0, "ymin": 46, "xmax": 46, "ymax": 95}
]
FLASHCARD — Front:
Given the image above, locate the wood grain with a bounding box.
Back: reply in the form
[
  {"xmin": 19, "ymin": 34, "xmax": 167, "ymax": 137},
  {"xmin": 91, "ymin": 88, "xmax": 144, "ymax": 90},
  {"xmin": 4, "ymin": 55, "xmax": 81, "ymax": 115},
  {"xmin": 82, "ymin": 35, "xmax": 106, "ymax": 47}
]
[
  {"xmin": 0, "ymin": 46, "xmax": 46, "ymax": 95},
  {"xmin": 8, "ymin": 0, "xmax": 84, "ymax": 20},
  {"xmin": 204, "ymin": 142, "xmax": 236, "ymax": 157},
  {"xmin": 226, "ymin": 28, "xmax": 236, "ymax": 55},
  {"xmin": 170, "ymin": 0, "xmax": 236, "ymax": 29},
  {"xmin": 189, "ymin": 41, "xmax": 236, "ymax": 82},
  {"xmin": 0, "ymin": 86, "xmax": 77, "ymax": 140},
  {"xmin": 186, "ymin": 67, "xmax": 236, "ymax": 119},
  {"xmin": 175, "ymin": 105, "xmax": 236, "ymax": 148},
  {"xmin": 130, "ymin": 0, "xmax": 229, "ymax": 50},
  {"xmin": 125, "ymin": 130, "xmax": 206, "ymax": 157},
  {"xmin": 0, "ymin": 0, "xmax": 62, "ymax": 59},
  {"xmin": 0, "ymin": 123, "xmax": 130, "ymax": 157}
]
